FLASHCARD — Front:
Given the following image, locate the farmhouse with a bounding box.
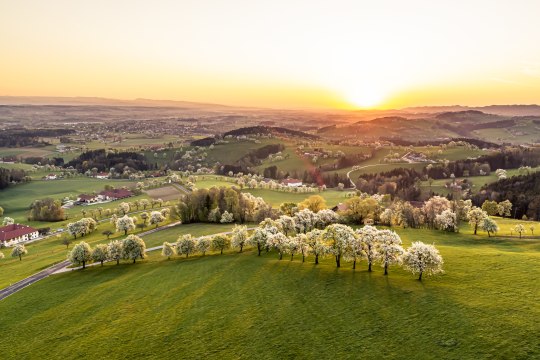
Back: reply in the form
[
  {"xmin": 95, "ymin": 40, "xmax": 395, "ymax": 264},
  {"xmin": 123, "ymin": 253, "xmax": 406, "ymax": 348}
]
[
  {"xmin": 0, "ymin": 224, "xmax": 39, "ymax": 246},
  {"xmin": 44, "ymin": 174, "xmax": 58, "ymax": 180},
  {"xmin": 77, "ymin": 189, "xmax": 133, "ymax": 204},
  {"xmin": 100, "ymin": 188, "xmax": 133, "ymax": 200},
  {"xmin": 282, "ymin": 178, "xmax": 303, "ymax": 187},
  {"xmin": 95, "ymin": 172, "xmax": 110, "ymax": 179}
]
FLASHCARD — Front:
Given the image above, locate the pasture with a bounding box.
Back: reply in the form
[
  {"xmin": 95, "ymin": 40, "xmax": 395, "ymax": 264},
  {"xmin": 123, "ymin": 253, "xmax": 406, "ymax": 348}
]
[{"xmin": 0, "ymin": 227, "xmax": 537, "ymax": 359}]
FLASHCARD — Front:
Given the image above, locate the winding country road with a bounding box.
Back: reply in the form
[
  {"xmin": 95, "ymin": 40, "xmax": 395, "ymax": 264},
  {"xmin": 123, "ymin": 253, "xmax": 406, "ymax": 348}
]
[{"xmin": 0, "ymin": 260, "xmax": 70, "ymax": 301}]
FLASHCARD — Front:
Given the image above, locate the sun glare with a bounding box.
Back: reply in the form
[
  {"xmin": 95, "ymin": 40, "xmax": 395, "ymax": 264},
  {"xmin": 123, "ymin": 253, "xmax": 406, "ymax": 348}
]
[{"xmin": 346, "ymin": 87, "xmax": 386, "ymax": 109}]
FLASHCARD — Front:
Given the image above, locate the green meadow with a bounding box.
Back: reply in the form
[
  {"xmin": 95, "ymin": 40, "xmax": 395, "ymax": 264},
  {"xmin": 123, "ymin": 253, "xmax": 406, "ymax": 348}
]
[{"xmin": 0, "ymin": 227, "xmax": 538, "ymax": 359}]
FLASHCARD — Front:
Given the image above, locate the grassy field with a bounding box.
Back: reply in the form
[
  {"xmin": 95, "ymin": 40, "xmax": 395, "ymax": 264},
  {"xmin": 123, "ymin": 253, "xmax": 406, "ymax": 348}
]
[
  {"xmin": 420, "ymin": 167, "xmax": 540, "ymax": 196},
  {"xmin": 242, "ymin": 188, "xmax": 350, "ymax": 207},
  {"xmin": 0, "ymin": 226, "xmax": 538, "ymax": 359},
  {"xmin": 0, "ymin": 222, "xmax": 234, "ymax": 289},
  {"xmin": 0, "ymin": 178, "xmax": 137, "ymax": 226}
]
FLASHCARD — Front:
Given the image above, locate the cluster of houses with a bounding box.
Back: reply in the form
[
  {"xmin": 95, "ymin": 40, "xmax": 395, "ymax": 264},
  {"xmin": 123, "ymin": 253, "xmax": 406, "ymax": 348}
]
[
  {"xmin": 0, "ymin": 223, "xmax": 39, "ymax": 247},
  {"xmin": 77, "ymin": 188, "xmax": 133, "ymax": 204}
]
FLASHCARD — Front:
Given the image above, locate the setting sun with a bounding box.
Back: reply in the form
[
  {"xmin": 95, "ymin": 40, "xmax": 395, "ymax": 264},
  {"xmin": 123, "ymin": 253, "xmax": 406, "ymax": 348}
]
[{"xmin": 346, "ymin": 87, "xmax": 387, "ymax": 109}]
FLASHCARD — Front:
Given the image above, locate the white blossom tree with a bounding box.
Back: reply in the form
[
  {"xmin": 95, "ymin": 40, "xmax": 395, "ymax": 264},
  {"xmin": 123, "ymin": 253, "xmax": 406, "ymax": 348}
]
[
  {"xmin": 276, "ymin": 215, "xmax": 296, "ymax": 236},
  {"xmin": 375, "ymin": 229, "xmax": 404, "ymax": 275},
  {"xmin": 435, "ymin": 210, "xmax": 458, "ymax": 232},
  {"xmin": 196, "ymin": 237, "xmax": 212, "ymax": 256},
  {"xmin": 467, "ymin": 207, "xmax": 488, "ymax": 235},
  {"xmin": 267, "ymin": 232, "xmax": 288, "ymax": 260},
  {"xmin": 481, "ymin": 217, "xmax": 499, "ymax": 237},
  {"xmin": 162, "ymin": 242, "xmax": 175, "ymax": 259},
  {"xmin": 68, "ymin": 241, "xmax": 92, "ymax": 268},
  {"xmin": 514, "ymin": 224, "xmax": 525, "ymax": 239},
  {"xmin": 211, "ymin": 234, "xmax": 231, "ymax": 254},
  {"xmin": 2, "ymin": 217, "xmax": 14, "ymax": 226},
  {"xmin": 231, "ymin": 224, "xmax": 249, "ymax": 252},
  {"xmin": 314, "ymin": 209, "xmax": 339, "ymax": 229},
  {"xmin": 356, "ymin": 225, "xmax": 379, "ymax": 272},
  {"xmin": 293, "ymin": 208, "xmax": 317, "ymax": 234},
  {"xmin": 107, "ymin": 240, "xmax": 123, "ymax": 265},
  {"xmin": 92, "ymin": 243, "xmax": 108, "ymax": 266},
  {"xmin": 497, "ymin": 200, "xmax": 512, "ymax": 217},
  {"xmin": 402, "ymin": 242, "xmax": 444, "ymax": 280},
  {"xmin": 247, "ymin": 228, "xmax": 269, "ymax": 256},
  {"xmin": 116, "ymin": 215, "xmax": 136, "ymax": 235},
  {"xmin": 306, "ymin": 229, "xmax": 327, "ymax": 265},
  {"xmin": 176, "ymin": 234, "xmax": 196, "ymax": 258},
  {"xmin": 283, "ymin": 236, "xmax": 300, "ymax": 261},
  {"xmin": 423, "ymin": 196, "xmax": 451, "ymax": 228},
  {"xmin": 11, "ymin": 243, "xmax": 27, "ymax": 261},
  {"xmin": 122, "ymin": 235, "xmax": 146, "ymax": 263},
  {"xmin": 323, "ymin": 224, "xmax": 357, "ymax": 268},
  {"xmin": 208, "ymin": 208, "xmax": 221, "ymax": 223},
  {"xmin": 150, "ymin": 211, "xmax": 165, "ymax": 228},
  {"xmin": 118, "ymin": 202, "xmax": 130, "ymax": 215},
  {"xmin": 220, "ymin": 210, "xmax": 234, "ymax": 223}
]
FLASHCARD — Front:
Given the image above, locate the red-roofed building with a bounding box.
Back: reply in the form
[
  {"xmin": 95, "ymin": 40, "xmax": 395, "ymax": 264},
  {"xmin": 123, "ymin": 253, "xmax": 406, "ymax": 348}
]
[
  {"xmin": 78, "ymin": 194, "xmax": 99, "ymax": 203},
  {"xmin": 0, "ymin": 224, "xmax": 39, "ymax": 246},
  {"xmin": 281, "ymin": 178, "xmax": 303, "ymax": 187},
  {"xmin": 99, "ymin": 189, "xmax": 133, "ymax": 200}
]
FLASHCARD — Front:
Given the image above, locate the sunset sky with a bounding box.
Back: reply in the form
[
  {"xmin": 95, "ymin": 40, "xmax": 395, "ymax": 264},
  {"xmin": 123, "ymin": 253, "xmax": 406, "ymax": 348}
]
[{"xmin": 1, "ymin": 0, "xmax": 540, "ymax": 109}]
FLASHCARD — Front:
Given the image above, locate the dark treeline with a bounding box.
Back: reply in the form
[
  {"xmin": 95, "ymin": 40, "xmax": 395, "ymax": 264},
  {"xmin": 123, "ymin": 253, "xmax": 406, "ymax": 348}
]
[
  {"xmin": 357, "ymin": 168, "xmax": 422, "ymax": 200},
  {"xmin": 223, "ymin": 126, "xmax": 319, "ymax": 140},
  {"xmin": 66, "ymin": 149, "xmax": 149, "ymax": 173},
  {"xmin": 0, "ymin": 128, "xmax": 75, "ymax": 147},
  {"xmin": 425, "ymin": 147, "xmax": 540, "ymax": 179},
  {"xmin": 172, "ymin": 186, "xmax": 274, "ymax": 224},
  {"xmin": 236, "ymin": 144, "xmax": 285, "ymax": 168},
  {"xmin": 0, "ymin": 167, "xmax": 29, "ymax": 189},
  {"xmin": 216, "ymin": 144, "xmax": 285, "ymax": 175},
  {"xmin": 24, "ymin": 157, "xmax": 65, "ymax": 166},
  {"xmin": 190, "ymin": 137, "xmax": 216, "ymax": 147},
  {"xmin": 472, "ymin": 172, "xmax": 540, "ymax": 220}
]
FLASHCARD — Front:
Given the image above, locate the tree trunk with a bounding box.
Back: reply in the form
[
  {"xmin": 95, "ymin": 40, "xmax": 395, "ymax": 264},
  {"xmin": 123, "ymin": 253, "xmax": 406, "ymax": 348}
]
[
  {"xmin": 418, "ymin": 271, "xmax": 423, "ymax": 281},
  {"xmin": 336, "ymin": 255, "xmax": 341, "ymax": 268},
  {"xmin": 19, "ymin": 255, "xmax": 22, "ymax": 261},
  {"xmin": 474, "ymin": 224, "xmax": 477, "ymax": 235},
  {"xmin": 220, "ymin": 249, "xmax": 223, "ymax": 255},
  {"xmin": 101, "ymin": 260, "xmax": 104, "ymax": 266},
  {"xmin": 368, "ymin": 261, "xmax": 372, "ymax": 272},
  {"xmin": 240, "ymin": 245, "xmax": 243, "ymax": 253},
  {"xmin": 352, "ymin": 260, "xmax": 356, "ymax": 270},
  {"xmin": 257, "ymin": 244, "xmax": 261, "ymax": 256},
  {"xmin": 186, "ymin": 254, "xmax": 188, "ymax": 258},
  {"xmin": 279, "ymin": 252, "xmax": 283, "ymax": 260},
  {"xmin": 488, "ymin": 231, "xmax": 491, "ymax": 237},
  {"xmin": 302, "ymin": 254, "xmax": 305, "ymax": 263},
  {"xmin": 315, "ymin": 254, "xmax": 319, "ymax": 264},
  {"xmin": 384, "ymin": 262, "xmax": 388, "ymax": 275},
  {"xmin": 116, "ymin": 259, "xmax": 120, "ymax": 265},
  {"xmin": 124, "ymin": 230, "xmax": 128, "ymax": 235},
  {"xmin": 82, "ymin": 260, "xmax": 85, "ymax": 269},
  {"xmin": 290, "ymin": 254, "xmax": 294, "ymax": 261},
  {"xmin": 133, "ymin": 258, "xmax": 136, "ymax": 263}
]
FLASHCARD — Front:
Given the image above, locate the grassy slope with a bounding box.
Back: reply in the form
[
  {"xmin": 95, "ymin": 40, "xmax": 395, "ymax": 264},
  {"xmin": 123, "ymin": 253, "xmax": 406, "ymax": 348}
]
[
  {"xmin": 0, "ymin": 223, "xmax": 234, "ymax": 289},
  {"xmin": 0, "ymin": 227, "xmax": 538, "ymax": 359}
]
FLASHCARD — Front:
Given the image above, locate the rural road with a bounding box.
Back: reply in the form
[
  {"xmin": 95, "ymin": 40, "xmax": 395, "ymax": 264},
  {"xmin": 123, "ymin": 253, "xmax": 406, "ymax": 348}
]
[
  {"xmin": 345, "ymin": 152, "xmax": 422, "ymax": 190},
  {"xmin": 0, "ymin": 221, "xmax": 179, "ymax": 301},
  {"xmin": 0, "ymin": 260, "xmax": 70, "ymax": 301}
]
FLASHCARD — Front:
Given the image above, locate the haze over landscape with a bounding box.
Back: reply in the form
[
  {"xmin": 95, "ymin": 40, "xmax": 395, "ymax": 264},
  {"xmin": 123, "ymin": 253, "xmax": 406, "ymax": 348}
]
[
  {"xmin": 1, "ymin": 1, "xmax": 539, "ymax": 360},
  {"xmin": 2, "ymin": 0, "xmax": 540, "ymax": 109}
]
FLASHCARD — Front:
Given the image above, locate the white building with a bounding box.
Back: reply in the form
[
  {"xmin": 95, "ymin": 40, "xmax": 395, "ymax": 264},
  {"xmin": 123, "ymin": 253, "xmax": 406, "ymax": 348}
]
[
  {"xmin": 282, "ymin": 178, "xmax": 303, "ymax": 187},
  {"xmin": 0, "ymin": 224, "xmax": 39, "ymax": 247}
]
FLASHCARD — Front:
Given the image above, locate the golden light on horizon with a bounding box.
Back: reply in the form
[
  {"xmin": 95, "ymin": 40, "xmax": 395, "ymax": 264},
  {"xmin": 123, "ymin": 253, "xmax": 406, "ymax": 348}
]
[{"xmin": 1, "ymin": 1, "xmax": 540, "ymax": 109}]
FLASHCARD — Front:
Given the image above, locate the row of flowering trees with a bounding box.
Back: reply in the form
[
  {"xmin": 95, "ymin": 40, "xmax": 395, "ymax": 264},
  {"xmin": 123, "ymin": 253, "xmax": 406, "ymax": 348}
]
[
  {"xmin": 244, "ymin": 220, "xmax": 443, "ymax": 280},
  {"xmin": 68, "ymin": 234, "xmax": 147, "ymax": 269}
]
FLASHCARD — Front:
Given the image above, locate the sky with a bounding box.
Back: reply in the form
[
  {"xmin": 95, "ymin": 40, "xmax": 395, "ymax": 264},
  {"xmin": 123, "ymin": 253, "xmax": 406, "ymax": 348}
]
[{"xmin": 1, "ymin": 0, "xmax": 540, "ymax": 109}]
